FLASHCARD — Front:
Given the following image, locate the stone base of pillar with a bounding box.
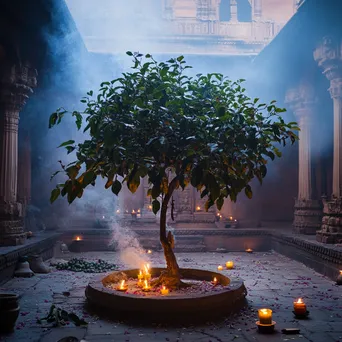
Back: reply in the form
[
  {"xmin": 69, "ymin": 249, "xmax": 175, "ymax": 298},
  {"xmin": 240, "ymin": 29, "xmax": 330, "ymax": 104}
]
[
  {"xmin": 293, "ymin": 199, "xmax": 322, "ymax": 235},
  {"xmin": 0, "ymin": 219, "xmax": 26, "ymax": 246},
  {"xmin": 316, "ymin": 197, "xmax": 342, "ymax": 244}
]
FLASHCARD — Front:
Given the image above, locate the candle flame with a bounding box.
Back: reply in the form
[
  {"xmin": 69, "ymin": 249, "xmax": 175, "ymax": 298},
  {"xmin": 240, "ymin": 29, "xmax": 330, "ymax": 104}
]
[
  {"xmin": 148, "ymin": 205, "xmax": 152, "ymax": 210},
  {"xmin": 261, "ymin": 309, "xmax": 268, "ymax": 314},
  {"xmin": 230, "ymin": 216, "xmax": 233, "ymax": 220},
  {"xmin": 76, "ymin": 236, "xmax": 81, "ymax": 241},
  {"xmin": 139, "ymin": 270, "xmax": 142, "ymax": 276},
  {"xmin": 213, "ymin": 277, "xmax": 217, "ymax": 282},
  {"xmin": 296, "ymin": 298, "xmax": 303, "ymax": 304},
  {"xmin": 146, "ymin": 263, "xmax": 150, "ymax": 270},
  {"xmin": 144, "ymin": 280, "xmax": 149, "ymax": 289},
  {"xmin": 162, "ymin": 285, "xmax": 166, "ymax": 290},
  {"xmin": 120, "ymin": 280, "xmax": 125, "ymax": 289},
  {"xmin": 147, "ymin": 250, "xmax": 152, "ymax": 254},
  {"xmin": 137, "ymin": 209, "xmax": 141, "ymax": 213},
  {"xmin": 132, "ymin": 210, "xmax": 136, "ymax": 214},
  {"xmin": 196, "ymin": 206, "xmax": 201, "ymax": 211}
]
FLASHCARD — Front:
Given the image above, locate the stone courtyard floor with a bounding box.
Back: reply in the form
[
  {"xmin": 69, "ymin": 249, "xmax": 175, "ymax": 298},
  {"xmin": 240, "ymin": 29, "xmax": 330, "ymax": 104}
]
[{"xmin": 0, "ymin": 251, "xmax": 341, "ymax": 342}]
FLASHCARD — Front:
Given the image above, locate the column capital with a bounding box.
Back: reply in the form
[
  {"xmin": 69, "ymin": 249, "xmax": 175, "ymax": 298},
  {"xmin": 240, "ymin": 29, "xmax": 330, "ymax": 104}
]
[
  {"xmin": 285, "ymin": 83, "xmax": 317, "ymax": 118},
  {"xmin": 0, "ymin": 62, "xmax": 37, "ymax": 113},
  {"xmin": 314, "ymin": 36, "xmax": 342, "ymax": 97}
]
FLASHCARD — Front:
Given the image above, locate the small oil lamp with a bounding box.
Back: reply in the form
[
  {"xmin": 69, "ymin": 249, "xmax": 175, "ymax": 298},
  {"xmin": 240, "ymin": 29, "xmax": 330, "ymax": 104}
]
[
  {"xmin": 229, "ymin": 216, "xmax": 233, "ymax": 220},
  {"xmin": 148, "ymin": 205, "xmax": 152, "ymax": 211},
  {"xmin": 216, "ymin": 213, "xmax": 221, "ymax": 221},
  {"xmin": 160, "ymin": 286, "xmax": 169, "ymax": 295},
  {"xmin": 147, "ymin": 250, "xmax": 152, "ymax": 254},
  {"xmin": 117, "ymin": 280, "xmax": 128, "ymax": 292},
  {"xmin": 217, "ymin": 265, "xmax": 223, "ymax": 271},
  {"xmin": 76, "ymin": 236, "xmax": 81, "ymax": 241},
  {"xmin": 211, "ymin": 277, "xmax": 218, "ymax": 285},
  {"xmin": 196, "ymin": 206, "xmax": 201, "ymax": 212},
  {"xmin": 337, "ymin": 270, "xmax": 342, "ymax": 285},
  {"xmin": 256, "ymin": 308, "xmax": 276, "ymax": 333},
  {"xmin": 293, "ymin": 298, "xmax": 307, "ymax": 316},
  {"xmin": 131, "ymin": 209, "xmax": 137, "ymax": 219},
  {"xmin": 246, "ymin": 248, "xmax": 253, "ymax": 253},
  {"xmin": 226, "ymin": 261, "xmax": 234, "ymax": 269},
  {"xmin": 138, "ymin": 270, "xmax": 144, "ymax": 280},
  {"xmin": 144, "ymin": 264, "xmax": 151, "ymax": 280},
  {"xmin": 137, "ymin": 209, "xmax": 141, "ymax": 218},
  {"xmin": 142, "ymin": 279, "xmax": 151, "ymax": 292}
]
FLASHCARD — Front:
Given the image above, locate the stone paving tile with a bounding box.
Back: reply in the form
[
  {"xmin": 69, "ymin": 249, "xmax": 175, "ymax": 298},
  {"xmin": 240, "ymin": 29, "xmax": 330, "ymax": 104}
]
[{"xmin": 0, "ymin": 251, "xmax": 341, "ymax": 342}]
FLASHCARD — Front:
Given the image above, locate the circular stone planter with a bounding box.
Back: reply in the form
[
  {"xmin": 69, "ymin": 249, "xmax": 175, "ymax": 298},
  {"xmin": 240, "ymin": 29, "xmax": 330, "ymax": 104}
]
[{"xmin": 86, "ymin": 268, "xmax": 247, "ymax": 322}]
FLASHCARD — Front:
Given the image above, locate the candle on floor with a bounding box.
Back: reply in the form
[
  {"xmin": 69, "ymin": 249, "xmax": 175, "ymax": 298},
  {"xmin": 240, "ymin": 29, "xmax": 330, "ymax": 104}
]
[
  {"xmin": 293, "ymin": 298, "xmax": 307, "ymax": 315},
  {"xmin": 211, "ymin": 277, "xmax": 218, "ymax": 285},
  {"xmin": 137, "ymin": 278, "xmax": 143, "ymax": 287},
  {"xmin": 217, "ymin": 265, "xmax": 223, "ymax": 271},
  {"xmin": 160, "ymin": 286, "xmax": 169, "ymax": 295},
  {"xmin": 138, "ymin": 270, "xmax": 144, "ymax": 280},
  {"xmin": 258, "ymin": 308, "xmax": 272, "ymax": 325},
  {"xmin": 246, "ymin": 248, "xmax": 253, "ymax": 253},
  {"xmin": 117, "ymin": 280, "xmax": 128, "ymax": 292},
  {"xmin": 226, "ymin": 261, "xmax": 234, "ymax": 270},
  {"xmin": 142, "ymin": 280, "xmax": 151, "ymax": 292}
]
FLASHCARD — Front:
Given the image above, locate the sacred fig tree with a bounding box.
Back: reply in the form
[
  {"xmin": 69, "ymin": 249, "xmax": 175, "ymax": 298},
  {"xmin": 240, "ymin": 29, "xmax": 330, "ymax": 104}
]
[{"xmin": 49, "ymin": 51, "xmax": 299, "ymax": 288}]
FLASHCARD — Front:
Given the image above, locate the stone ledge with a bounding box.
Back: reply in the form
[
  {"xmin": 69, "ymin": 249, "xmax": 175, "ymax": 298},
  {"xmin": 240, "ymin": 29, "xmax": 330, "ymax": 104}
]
[{"xmin": 0, "ymin": 232, "xmax": 61, "ymax": 284}]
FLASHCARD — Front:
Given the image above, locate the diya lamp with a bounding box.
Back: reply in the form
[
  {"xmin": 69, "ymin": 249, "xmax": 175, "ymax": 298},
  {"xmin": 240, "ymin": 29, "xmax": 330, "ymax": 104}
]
[
  {"xmin": 245, "ymin": 248, "xmax": 253, "ymax": 253},
  {"xmin": 217, "ymin": 265, "xmax": 223, "ymax": 271},
  {"xmin": 138, "ymin": 270, "xmax": 144, "ymax": 280},
  {"xmin": 148, "ymin": 205, "xmax": 152, "ymax": 211},
  {"xmin": 211, "ymin": 277, "xmax": 218, "ymax": 285},
  {"xmin": 293, "ymin": 298, "xmax": 309, "ymax": 318},
  {"xmin": 226, "ymin": 261, "xmax": 234, "ymax": 270},
  {"xmin": 160, "ymin": 286, "xmax": 169, "ymax": 295},
  {"xmin": 71, "ymin": 236, "xmax": 83, "ymax": 253},
  {"xmin": 336, "ymin": 270, "xmax": 342, "ymax": 285},
  {"xmin": 196, "ymin": 206, "xmax": 201, "ymax": 212},
  {"xmin": 229, "ymin": 216, "xmax": 233, "ymax": 221},
  {"xmin": 131, "ymin": 210, "xmax": 137, "ymax": 219},
  {"xmin": 142, "ymin": 280, "xmax": 151, "ymax": 292},
  {"xmin": 137, "ymin": 209, "xmax": 141, "ymax": 218},
  {"xmin": 144, "ymin": 264, "xmax": 151, "ymax": 280},
  {"xmin": 256, "ymin": 308, "xmax": 276, "ymax": 333},
  {"xmin": 117, "ymin": 280, "xmax": 128, "ymax": 292}
]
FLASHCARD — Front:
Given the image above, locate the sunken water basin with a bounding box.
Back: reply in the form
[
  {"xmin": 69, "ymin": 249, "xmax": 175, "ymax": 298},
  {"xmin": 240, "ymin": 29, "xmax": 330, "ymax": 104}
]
[{"xmin": 86, "ymin": 268, "xmax": 247, "ymax": 323}]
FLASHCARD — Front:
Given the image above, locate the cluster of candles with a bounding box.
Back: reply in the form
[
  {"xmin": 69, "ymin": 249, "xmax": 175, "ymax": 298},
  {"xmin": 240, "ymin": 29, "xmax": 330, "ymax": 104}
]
[
  {"xmin": 257, "ymin": 298, "xmax": 308, "ymax": 333},
  {"xmin": 116, "ymin": 264, "xmax": 170, "ymax": 295}
]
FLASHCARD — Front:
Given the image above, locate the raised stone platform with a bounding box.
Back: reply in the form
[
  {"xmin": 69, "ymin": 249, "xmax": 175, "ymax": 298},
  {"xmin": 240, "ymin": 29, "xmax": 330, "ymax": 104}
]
[{"xmin": 0, "ymin": 232, "xmax": 61, "ymax": 284}]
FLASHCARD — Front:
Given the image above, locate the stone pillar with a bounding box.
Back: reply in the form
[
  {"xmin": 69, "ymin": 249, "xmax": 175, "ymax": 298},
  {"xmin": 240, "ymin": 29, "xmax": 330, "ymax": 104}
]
[
  {"xmin": 0, "ymin": 62, "xmax": 37, "ymax": 245},
  {"xmin": 252, "ymin": 0, "xmax": 262, "ymax": 20},
  {"xmin": 314, "ymin": 36, "xmax": 342, "ymax": 243},
  {"xmin": 230, "ymin": 0, "xmax": 238, "ymax": 22},
  {"xmin": 18, "ymin": 133, "xmax": 31, "ymax": 209},
  {"xmin": 285, "ymin": 84, "xmax": 322, "ymax": 234}
]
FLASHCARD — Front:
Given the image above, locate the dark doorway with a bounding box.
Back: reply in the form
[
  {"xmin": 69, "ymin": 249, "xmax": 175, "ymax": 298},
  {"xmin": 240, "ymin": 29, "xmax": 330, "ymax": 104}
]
[
  {"xmin": 219, "ymin": 0, "xmax": 231, "ymax": 21},
  {"xmin": 237, "ymin": 0, "xmax": 252, "ymax": 22}
]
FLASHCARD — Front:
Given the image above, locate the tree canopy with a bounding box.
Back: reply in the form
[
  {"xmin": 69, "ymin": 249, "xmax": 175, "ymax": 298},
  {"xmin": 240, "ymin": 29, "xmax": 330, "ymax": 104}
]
[{"xmin": 49, "ymin": 51, "xmax": 299, "ymax": 213}]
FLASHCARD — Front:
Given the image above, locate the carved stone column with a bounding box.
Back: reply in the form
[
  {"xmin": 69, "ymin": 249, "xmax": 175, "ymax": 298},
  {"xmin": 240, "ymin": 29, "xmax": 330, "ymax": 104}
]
[
  {"xmin": 230, "ymin": 0, "xmax": 238, "ymax": 22},
  {"xmin": 252, "ymin": 0, "xmax": 262, "ymax": 20},
  {"xmin": 285, "ymin": 84, "xmax": 322, "ymax": 234},
  {"xmin": 0, "ymin": 62, "xmax": 37, "ymax": 245},
  {"xmin": 314, "ymin": 36, "xmax": 342, "ymax": 243}
]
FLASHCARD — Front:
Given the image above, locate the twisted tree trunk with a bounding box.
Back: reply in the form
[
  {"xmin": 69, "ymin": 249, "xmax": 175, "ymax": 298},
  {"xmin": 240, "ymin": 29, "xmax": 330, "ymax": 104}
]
[{"xmin": 152, "ymin": 177, "xmax": 186, "ymax": 289}]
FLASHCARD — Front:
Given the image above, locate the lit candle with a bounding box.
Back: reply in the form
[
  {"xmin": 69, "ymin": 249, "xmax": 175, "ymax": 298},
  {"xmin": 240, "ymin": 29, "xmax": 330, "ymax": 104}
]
[
  {"xmin": 226, "ymin": 261, "xmax": 234, "ymax": 269},
  {"xmin": 117, "ymin": 280, "xmax": 128, "ymax": 292},
  {"xmin": 76, "ymin": 236, "xmax": 81, "ymax": 241},
  {"xmin": 144, "ymin": 264, "xmax": 151, "ymax": 280},
  {"xmin": 137, "ymin": 278, "xmax": 143, "ymax": 287},
  {"xmin": 211, "ymin": 277, "xmax": 218, "ymax": 285},
  {"xmin": 142, "ymin": 279, "xmax": 151, "ymax": 292},
  {"xmin": 138, "ymin": 270, "xmax": 144, "ymax": 280},
  {"xmin": 148, "ymin": 205, "xmax": 152, "ymax": 211},
  {"xmin": 229, "ymin": 216, "xmax": 233, "ymax": 220},
  {"xmin": 160, "ymin": 286, "xmax": 169, "ymax": 295},
  {"xmin": 217, "ymin": 265, "xmax": 223, "ymax": 271},
  {"xmin": 293, "ymin": 298, "xmax": 307, "ymax": 315},
  {"xmin": 258, "ymin": 308, "xmax": 272, "ymax": 325},
  {"xmin": 196, "ymin": 206, "xmax": 201, "ymax": 211},
  {"xmin": 246, "ymin": 248, "xmax": 253, "ymax": 253},
  {"xmin": 147, "ymin": 250, "xmax": 152, "ymax": 254}
]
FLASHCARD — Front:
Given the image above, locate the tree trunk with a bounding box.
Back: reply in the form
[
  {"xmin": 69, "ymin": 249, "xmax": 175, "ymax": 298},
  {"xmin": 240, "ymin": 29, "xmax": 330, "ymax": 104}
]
[{"xmin": 152, "ymin": 177, "xmax": 184, "ymax": 289}]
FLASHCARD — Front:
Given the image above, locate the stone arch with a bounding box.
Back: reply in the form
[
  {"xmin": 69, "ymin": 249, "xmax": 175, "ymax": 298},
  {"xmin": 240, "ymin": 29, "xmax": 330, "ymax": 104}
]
[
  {"xmin": 219, "ymin": 0, "xmax": 231, "ymax": 21},
  {"xmin": 237, "ymin": 0, "xmax": 252, "ymax": 22}
]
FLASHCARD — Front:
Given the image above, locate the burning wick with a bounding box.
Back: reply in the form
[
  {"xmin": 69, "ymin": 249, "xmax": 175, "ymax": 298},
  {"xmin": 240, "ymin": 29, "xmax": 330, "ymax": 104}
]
[
  {"xmin": 142, "ymin": 279, "xmax": 151, "ymax": 292},
  {"xmin": 147, "ymin": 250, "xmax": 152, "ymax": 254},
  {"xmin": 160, "ymin": 285, "xmax": 169, "ymax": 295},
  {"xmin": 137, "ymin": 209, "xmax": 141, "ymax": 213},
  {"xmin": 76, "ymin": 236, "xmax": 81, "ymax": 241},
  {"xmin": 212, "ymin": 277, "xmax": 218, "ymax": 285},
  {"xmin": 138, "ymin": 270, "xmax": 144, "ymax": 280},
  {"xmin": 117, "ymin": 280, "xmax": 128, "ymax": 292}
]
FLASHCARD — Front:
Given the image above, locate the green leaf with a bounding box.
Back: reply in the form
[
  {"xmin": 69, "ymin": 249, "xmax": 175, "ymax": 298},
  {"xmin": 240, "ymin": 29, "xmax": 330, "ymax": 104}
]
[
  {"xmin": 216, "ymin": 196, "xmax": 224, "ymax": 210},
  {"xmin": 58, "ymin": 140, "xmax": 75, "ymax": 148},
  {"xmin": 49, "ymin": 113, "xmax": 58, "ymax": 128},
  {"xmin": 260, "ymin": 165, "xmax": 267, "ymax": 178},
  {"xmin": 50, "ymin": 188, "xmax": 60, "ymax": 203},
  {"xmin": 72, "ymin": 111, "xmax": 82, "ymax": 130},
  {"xmin": 83, "ymin": 171, "xmax": 96, "ymax": 187},
  {"xmin": 111, "ymin": 179, "xmax": 122, "ymax": 195},
  {"xmin": 152, "ymin": 199, "xmax": 160, "ymax": 215}
]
